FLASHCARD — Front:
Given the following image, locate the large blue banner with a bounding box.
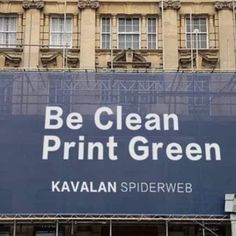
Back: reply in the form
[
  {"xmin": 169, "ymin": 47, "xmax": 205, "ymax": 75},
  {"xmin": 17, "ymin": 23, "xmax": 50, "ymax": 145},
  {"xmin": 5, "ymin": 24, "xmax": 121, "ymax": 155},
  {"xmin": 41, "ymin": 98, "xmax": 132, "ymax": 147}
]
[{"xmin": 0, "ymin": 72, "xmax": 235, "ymax": 215}]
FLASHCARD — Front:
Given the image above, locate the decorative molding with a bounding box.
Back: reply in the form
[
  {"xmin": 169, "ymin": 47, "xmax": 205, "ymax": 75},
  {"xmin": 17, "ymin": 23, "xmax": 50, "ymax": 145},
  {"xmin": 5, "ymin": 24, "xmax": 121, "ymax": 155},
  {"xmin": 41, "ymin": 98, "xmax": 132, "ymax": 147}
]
[
  {"xmin": 40, "ymin": 51, "xmax": 79, "ymax": 68},
  {"xmin": 0, "ymin": 52, "xmax": 22, "ymax": 67},
  {"xmin": 107, "ymin": 49, "xmax": 151, "ymax": 68},
  {"xmin": 201, "ymin": 53, "xmax": 219, "ymax": 68},
  {"xmin": 22, "ymin": 0, "xmax": 44, "ymax": 10},
  {"xmin": 78, "ymin": 0, "xmax": 100, "ymax": 10},
  {"xmin": 159, "ymin": 0, "xmax": 181, "ymax": 10},
  {"xmin": 179, "ymin": 49, "xmax": 218, "ymax": 69},
  {"xmin": 41, "ymin": 53, "xmax": 58, "ymax": 67},
  {"xmin": 67, "ymin": 53, "xmax": 80, "ymax": 67},
  {"xmin": 215, "ymin": 1, "xmax": 235, "ymax": 10}
]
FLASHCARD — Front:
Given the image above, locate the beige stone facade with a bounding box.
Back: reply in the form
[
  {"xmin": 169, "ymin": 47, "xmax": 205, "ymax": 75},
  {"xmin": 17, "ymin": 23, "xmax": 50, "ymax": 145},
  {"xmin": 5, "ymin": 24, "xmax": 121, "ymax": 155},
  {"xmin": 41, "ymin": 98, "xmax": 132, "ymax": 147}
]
[
  {"xmin": 0, "ymin": 0, "xmax": 235, "ymax": 71},
  {"xmin": 0, "ymin": 1, "xmax": 235, "ymax": 236}
]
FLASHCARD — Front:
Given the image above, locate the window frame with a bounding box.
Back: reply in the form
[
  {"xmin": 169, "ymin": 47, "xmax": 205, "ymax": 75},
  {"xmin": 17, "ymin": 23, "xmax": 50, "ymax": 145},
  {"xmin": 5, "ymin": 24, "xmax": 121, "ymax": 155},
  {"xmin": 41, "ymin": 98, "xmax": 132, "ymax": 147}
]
[
  {"xmin": 117, "ymin": 16, "xmax": 141, "ymax": 50},
  {"xmin": 147, "ymin": 16, "xmax": 158, "ymax": 49},
  {"xmin": 49, "ymin": 15, "xmax": 73, "ymax": 49},
  {"xmin": 185, "ymin": 15, "xmax": 209, "ymax": 49},
  {"xmin": 100, "ymin": 16, "xmax": 111, "ymax": 49},
  {"xmin": 0, "ymin": 14, "xmax": 17, "ymax": 48}
]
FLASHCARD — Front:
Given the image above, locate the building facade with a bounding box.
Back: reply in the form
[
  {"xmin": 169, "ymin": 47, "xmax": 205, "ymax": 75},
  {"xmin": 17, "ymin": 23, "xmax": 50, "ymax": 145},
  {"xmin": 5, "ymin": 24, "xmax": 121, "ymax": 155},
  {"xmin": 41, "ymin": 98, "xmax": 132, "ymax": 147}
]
[
  {"xmin": 0, "ymin": 0, "xmax": 236, "ymax": 236},
  {"xmin": 0, "ymin": 0, "xmax": 235, "ymax": 71}
]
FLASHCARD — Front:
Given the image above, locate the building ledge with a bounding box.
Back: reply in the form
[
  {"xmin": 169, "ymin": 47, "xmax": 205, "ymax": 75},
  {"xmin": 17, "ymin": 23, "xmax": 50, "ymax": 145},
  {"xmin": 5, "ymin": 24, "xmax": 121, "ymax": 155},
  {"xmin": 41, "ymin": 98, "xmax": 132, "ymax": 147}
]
[
  {"xmin": 96, "ymin": 48, "xmax": 163, "ymax": 53},
  {"xmin": 0, "ymin": 47, "xmax": 23, "ymax": 53},
  {"xmin": 40, "ymin": 47, "xmax": 80, "ymax": 53}
]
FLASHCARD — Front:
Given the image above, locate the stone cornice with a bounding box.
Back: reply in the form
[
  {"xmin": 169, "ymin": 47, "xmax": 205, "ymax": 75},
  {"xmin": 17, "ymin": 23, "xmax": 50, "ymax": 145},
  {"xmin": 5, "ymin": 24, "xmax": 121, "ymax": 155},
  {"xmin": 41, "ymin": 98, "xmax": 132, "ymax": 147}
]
[
  {"xmin": 22, "ymin": 0, "xmax": 44, "ymax": 10},
  {"xmin": 78, "ymin": 0, "xmax": 100, "ymax": 10},
  {"xmin": 159, "ymin": 0, "xmax": 181, "ymax": 10},
  {"xmin": 215, "ymin": 1, "xmax": 236, "ymax": 10}
]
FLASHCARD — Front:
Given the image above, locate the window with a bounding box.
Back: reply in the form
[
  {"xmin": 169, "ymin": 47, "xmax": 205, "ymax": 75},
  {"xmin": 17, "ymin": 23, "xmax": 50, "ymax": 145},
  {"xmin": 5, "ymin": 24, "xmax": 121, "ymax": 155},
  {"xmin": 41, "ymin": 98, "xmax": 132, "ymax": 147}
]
[
  {"xmin": 0, "ymin": 15, "xmax": 16, "ymax": 48},
  {"xmin": 101, "ymin": 17, "xmax": 111, "ymax": 49},
  {"xmin": 186, "ymin": 16, "xmax": 208, "ymax": 49},
  {"xmin": 50, "ymin": 16, "xmax": 72, "ymax": 48},
  {"xmin": 147, "ymin": 17, "xmax": 157, "ymax": 49},
  {"xmin": 118, "ymin": 17, "xmax": 140, "ymax": 49}
]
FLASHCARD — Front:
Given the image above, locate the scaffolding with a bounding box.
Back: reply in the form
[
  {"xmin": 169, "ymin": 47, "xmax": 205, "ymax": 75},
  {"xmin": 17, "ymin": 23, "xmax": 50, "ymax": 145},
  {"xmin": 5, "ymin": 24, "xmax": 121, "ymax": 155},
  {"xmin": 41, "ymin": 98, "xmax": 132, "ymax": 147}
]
[
  {"xmin": 0, "ymin": 71, "xmax": 235, "ymax": 118},
  {"xmin": 0, "ymin": 72, "xmax": 235, "ymax": 236}
]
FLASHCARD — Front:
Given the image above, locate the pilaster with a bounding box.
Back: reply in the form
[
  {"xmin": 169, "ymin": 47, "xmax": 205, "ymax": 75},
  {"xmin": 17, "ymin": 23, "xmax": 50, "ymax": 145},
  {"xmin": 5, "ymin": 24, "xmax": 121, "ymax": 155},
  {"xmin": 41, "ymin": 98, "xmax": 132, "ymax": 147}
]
[
  {"xmin": 22, "ymin": 0, "xmax": 44, "ymax": 68},
  {"xmin": 78, "ymin": 0, "xmax": 100, "ymax": 69},
  {"xmin": 215, "ymin": 1, "xmax": 236, "ymax": 70},
  {"xmin": 160, "ymin": 0, "xmax": 181, "ymax": 70}
]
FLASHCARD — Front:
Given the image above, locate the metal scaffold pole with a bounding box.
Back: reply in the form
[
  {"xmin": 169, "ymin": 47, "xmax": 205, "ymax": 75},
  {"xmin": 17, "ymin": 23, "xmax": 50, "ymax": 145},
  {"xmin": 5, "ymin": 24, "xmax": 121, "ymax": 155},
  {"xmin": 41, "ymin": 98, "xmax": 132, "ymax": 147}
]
[
  {"xmin": 28, "ymin": 12, "xmax": 33, "ymax": 69},
  {"xmin": 190, "ymin": 12, "xmax": 194, "ymax": 72},
  {"xmin": 13, "ymin": 220, "xmax": 16, "ymax": 236},
  {"xmin": 233, "ymin": 0, "xmax": 236, "ymax": 70},
  {"xmin": 109, "ymin": 220, "xmax": 113, "ymax": 236},
  {"xmin": 71, "ymin": 221, "xmax": 74, "ymax": 235},
  {"xmin": 161, "ymin": 0, "xmax": 165, "ymax": 71},
  {"xmin": 63, "ymin": 0, "xmax": 67, "ymax": 70},
  {"xmin": 56, "ymin": 220, "xmax": 59, "ymax": 236},
  {"xmin": 202, "ymin": 221, "xmax": 205, "ymax": 236},
  {"xmin": 165, "ymin": 220, "xmax": 168, "ymax": 236},
  {"xmin": 111, "ymin": 16, "xmax": 114, "ymax": 70}
]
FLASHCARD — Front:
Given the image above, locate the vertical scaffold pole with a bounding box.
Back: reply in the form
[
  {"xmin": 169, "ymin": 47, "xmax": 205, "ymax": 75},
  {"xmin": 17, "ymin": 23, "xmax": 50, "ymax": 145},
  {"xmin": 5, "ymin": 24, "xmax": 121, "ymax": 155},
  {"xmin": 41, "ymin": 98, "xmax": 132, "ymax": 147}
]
[
  {"xmin": 13, "ymin": 220, "xmax": 16, "ymax": 236},
  {"xmin": 190, "ymin": 12, "xmax": 194, "ymax": 71},
  {"xmin": 233, "ymin": 0, "xmax": 236, "ymax": 70},
  {"xmin": 202, "ymin": 222, "xmax": 205, "ymax": 236},
  {"xmin": 161, "ymin": 0, "xmax": 165, "ymax": 71},
  {"xmin": 71, "ymin": 221, "xmax": 74, "ymax": 235},
  {"xmin": 165, "ymin": 220, "xmax": 168, "ymax": 236},
  {"xmin": 109, "ymin": 220, "xmax": 112, "ymax": 236},
  {"xmin": 56, "ymin": 220, "xmax": 59, "ymax": 236},
  {"xmin": 111, "ymin": 17, "xmax": 114, "ymax": 70},
  {"xmin": 63, "ymin": 0, "xmax": 67, "ymax": 70}
]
